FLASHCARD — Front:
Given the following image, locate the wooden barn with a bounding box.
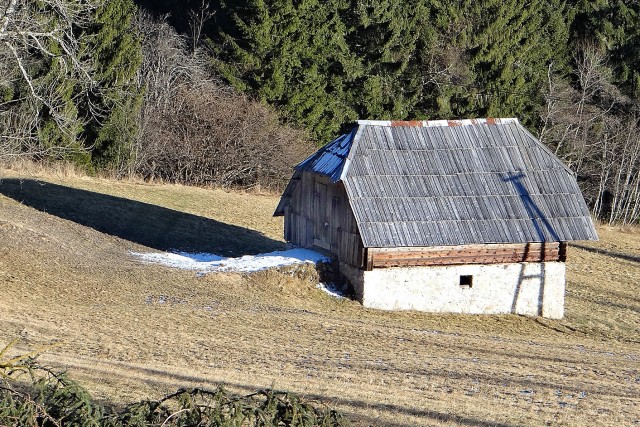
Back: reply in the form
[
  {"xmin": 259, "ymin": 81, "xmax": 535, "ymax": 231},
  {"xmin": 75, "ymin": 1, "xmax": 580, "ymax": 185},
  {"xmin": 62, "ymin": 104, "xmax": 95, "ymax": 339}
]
[{"xmin": 274, "ymin": 118, "xmax": 598, "ymax": 318}]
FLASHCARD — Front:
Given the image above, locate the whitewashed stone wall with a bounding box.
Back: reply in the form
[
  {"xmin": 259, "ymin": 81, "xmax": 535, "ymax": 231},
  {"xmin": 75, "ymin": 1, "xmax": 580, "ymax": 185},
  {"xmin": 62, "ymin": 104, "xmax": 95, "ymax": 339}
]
[{"xmin": 340, "ymin": 262, "xmax": 565, "ymax": 319}]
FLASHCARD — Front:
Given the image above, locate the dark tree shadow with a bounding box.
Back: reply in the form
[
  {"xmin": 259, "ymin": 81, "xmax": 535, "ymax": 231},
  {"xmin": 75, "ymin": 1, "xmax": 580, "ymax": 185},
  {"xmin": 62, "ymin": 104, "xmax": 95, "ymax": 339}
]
[
  {"xmin": 0, "ymin": 179, "xmax": 284, "ymax": 257},
  {"xmin": 571, "ymin": 243, "xmax": 640, "ymax": 264},
  {"xmin": 58, "ymin": 354, "xmax": 520, "ymax": 427}
]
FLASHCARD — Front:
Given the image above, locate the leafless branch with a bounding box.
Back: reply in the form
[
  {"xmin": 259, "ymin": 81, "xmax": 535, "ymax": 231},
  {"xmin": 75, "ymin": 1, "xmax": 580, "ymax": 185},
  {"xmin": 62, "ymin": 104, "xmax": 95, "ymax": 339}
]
[{"xmin": 0, "ymin": 0, "xmax": 98, "ymax": 161}]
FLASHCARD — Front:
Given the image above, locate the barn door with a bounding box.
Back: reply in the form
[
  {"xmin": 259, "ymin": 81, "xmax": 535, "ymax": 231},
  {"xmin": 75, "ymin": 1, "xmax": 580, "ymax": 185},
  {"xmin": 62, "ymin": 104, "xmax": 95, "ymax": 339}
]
[{"xmin": 313, "ymin": 181, "xmax": 331, "ymax": 250}]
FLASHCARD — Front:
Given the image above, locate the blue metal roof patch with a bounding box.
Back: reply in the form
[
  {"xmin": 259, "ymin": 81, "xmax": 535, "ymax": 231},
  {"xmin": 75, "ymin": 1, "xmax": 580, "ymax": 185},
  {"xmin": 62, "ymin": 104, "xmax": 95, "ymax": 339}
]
[{"xmin": 295, "ymin": 127, "xmax": 356, "ymax": 182}]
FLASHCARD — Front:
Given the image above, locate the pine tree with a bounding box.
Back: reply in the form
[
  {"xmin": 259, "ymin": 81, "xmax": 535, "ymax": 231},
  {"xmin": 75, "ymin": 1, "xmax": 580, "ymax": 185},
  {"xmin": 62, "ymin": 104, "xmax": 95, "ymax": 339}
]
[
  {"xmin": 1, "ymin": 0, "xmax": 143, "ymax": 168},
  {"xmin": 36, "ymin": 54, "xmax": 89, "ymax": 165},
  {"xmin": 346, "ymin": 0, "xmax": 436, "ymax": 120},
  {"xmin": 214, "ymin": 0, "xmax": 360, "ymax": 142},
  {"xmin": 83, "ymin": 0, "xmax": 143, "ymax": 171},
  {"xmin": 211, "ymin": 0, "xmax": 573, "ymax": 138},
  {"xmin": 0, "ymin": 0, "xmax": 94, "ymax": 162},
  {"xmin": 571, "ymin": 0, "xmax": 640, "ymax": 100},
  {"xmin": 421, "ymin": 0, "xmax": 571, "ymax": 126}
]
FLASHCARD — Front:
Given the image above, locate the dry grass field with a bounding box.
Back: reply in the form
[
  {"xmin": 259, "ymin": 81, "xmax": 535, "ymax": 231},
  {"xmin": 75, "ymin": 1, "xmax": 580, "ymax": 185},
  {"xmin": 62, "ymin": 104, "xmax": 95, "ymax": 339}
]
[{"xmin": 0, "ymin": 164, "xmax": 638, "ymax": 426}]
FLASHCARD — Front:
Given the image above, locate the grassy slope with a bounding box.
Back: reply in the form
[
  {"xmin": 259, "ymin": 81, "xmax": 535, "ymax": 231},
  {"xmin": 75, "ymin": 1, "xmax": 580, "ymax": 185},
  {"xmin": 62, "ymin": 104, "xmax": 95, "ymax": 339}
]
[{"xmin": 0, "ymin": 166, "xmax": 638, "ymax": 426}]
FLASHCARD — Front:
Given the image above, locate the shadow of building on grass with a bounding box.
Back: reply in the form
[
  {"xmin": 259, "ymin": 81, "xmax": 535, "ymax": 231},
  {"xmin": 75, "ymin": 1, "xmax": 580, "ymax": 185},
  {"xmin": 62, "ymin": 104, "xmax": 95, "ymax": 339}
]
[{"xmin": 0, "ymin": 178, "xmax": 284, "ymax": 257}]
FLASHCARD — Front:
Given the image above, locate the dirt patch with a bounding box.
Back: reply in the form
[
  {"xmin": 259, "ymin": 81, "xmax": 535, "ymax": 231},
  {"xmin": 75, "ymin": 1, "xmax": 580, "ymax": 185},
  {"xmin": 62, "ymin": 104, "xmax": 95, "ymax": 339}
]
[{"xmin": 0, "ymin": 170, "xmax": 638, "ymax": 426}]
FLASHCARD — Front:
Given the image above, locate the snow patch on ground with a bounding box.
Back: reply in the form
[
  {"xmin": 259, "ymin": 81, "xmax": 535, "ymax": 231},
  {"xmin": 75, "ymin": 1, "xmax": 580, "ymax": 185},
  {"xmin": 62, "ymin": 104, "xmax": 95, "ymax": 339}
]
[
  {"xmin": 316, "ymin": 282, "xmax": 347, "ymax": 299},
  {"xmin": 131, "ymin": 248, "xmax": 330, "ymax": 273}
]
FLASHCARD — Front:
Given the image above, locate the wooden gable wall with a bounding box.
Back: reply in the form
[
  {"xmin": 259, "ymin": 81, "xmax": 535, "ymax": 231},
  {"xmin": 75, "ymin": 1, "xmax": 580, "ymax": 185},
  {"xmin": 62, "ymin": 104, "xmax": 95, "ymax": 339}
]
[{"xmin": 284, "ymin": 172, "xmax": 364, "ymax": 267}]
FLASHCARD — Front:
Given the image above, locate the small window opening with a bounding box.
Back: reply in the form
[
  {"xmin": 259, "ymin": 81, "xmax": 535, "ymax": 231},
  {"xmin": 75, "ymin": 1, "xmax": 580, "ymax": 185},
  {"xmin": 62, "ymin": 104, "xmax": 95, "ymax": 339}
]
[{"xmin": 460, "ymin": 275, "xmax": 473, "ymax": 288}]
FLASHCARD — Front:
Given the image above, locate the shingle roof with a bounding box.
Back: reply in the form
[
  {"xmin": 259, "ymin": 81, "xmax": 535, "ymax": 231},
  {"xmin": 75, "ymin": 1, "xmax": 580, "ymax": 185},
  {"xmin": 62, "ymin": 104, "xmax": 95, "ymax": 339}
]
[{"xmin": 276, "ymin": 118, "xmax": 598, "ymax": 247}]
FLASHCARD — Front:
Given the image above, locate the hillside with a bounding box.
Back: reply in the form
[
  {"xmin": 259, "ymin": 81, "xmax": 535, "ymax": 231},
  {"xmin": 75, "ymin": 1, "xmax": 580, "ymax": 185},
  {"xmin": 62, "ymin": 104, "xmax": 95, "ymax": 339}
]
[{"xmin": 0, "ymin": 167, "xmax": 638, "ymax": 426}]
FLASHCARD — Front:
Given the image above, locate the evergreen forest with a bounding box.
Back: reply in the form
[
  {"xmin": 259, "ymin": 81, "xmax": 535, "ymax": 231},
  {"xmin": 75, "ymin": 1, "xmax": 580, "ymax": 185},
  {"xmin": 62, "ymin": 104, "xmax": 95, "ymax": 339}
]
[{"xmin": 1, "ymin": 0, "xmax": 639, "ymax": 223}]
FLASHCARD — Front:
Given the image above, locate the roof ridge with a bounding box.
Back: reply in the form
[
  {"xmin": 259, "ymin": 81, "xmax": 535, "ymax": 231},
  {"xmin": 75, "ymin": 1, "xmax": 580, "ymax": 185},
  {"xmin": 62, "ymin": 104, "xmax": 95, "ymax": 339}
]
[{"xmin": 356, "ymin": 118, "xmax": 519, "ymax": 127}]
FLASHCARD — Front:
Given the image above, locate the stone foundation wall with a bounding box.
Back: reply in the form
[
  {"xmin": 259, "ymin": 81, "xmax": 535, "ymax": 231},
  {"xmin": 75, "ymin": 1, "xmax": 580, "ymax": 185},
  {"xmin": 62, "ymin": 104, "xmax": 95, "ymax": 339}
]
[{"xmin": 340, "ymin": 262, "xmax": 565, "ymax": 319}]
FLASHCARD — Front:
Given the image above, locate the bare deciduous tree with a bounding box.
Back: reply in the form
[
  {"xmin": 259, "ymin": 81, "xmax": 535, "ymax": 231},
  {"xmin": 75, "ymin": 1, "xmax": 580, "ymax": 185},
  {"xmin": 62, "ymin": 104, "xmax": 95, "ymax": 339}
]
[
  {"xmin": 188, "ymin": 0, "xmax": 214, "ymax": 54},
  {"xmin": 0, "ymin": 0, "xmax": 97, "ymax": 160},
  {"xmin": 605, "ymin": 116, "xmax": 640, "ymax": 225},
  {"xmin": 132, "ymin": 13, "xmax": 313, "ymax": 190},
  {"xmin": 540, "ymin": 43, "xmax": 640, "ymax": 224}
]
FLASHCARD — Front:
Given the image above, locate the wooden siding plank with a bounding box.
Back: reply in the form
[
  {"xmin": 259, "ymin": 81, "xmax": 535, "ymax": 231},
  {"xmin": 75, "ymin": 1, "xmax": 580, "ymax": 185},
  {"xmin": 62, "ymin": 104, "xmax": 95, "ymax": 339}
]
[
  {"xmin": 371, "ymin": 254, "xmax": 562, "ymax": 268},
  {"xmin": 365, "ymin": 248, "xmax": 373, "ymax": 271},
  {"xmin": 284, "ymin": 206, "xmax": 291, "ymax": 241},
  {"xmin": 371, "ymin": 248, "xmax": 560, "ymax": 260},
  {"xmin": 369, "ymin": 242, "xmax": 559, "ymax": 254},
  {"xmin": 369, "ymin": 242, "xmax": 562, "ymax": 268}
]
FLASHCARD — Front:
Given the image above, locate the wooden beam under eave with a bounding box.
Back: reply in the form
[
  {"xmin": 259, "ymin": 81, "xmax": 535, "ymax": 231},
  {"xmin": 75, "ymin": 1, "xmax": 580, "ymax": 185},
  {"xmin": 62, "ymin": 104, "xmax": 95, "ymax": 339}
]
[
  {"xmin": 365, "ymin": 248, "xmax": 373, "ymax": 271},
  {"xmin": 367, "ymin": 242, "xmax": 564, "ymax": 269},
  {"xmin": 559, "ymin": 242, "xmax": 568, "ymax": 262}
]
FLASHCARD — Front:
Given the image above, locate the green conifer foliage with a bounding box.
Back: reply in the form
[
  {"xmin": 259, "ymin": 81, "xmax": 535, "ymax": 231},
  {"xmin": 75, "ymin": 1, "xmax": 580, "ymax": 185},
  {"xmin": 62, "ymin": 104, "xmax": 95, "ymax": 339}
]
[
  {"xmin": 571, "ymin": 0, "xmax": 640, "ymax": 99},
  {"xmin": 214, "ymin": 0, "xmax": 443, "ymax": 142},
  {"xmin": 36, "ymin": 60, "xmax": 80, "ymax": 153},
  {"xmin": 425, "ymin": 0, "xmax": 570, "ymax": 126},
  {"xmin": 213, "ymin": 0, "xmax": 571, "ymax": 139},
  {"xmin": 215, "ymin": 0, "xmax": 361, "ymax": 142},
  {"xmin": 9, "ymin": 1, "xmax": 90, "ymax": 163},
  {"xmin": 346, "ymin": 0, "xmax": 436, "ymax": 121},
  {"xmin": 1, "ymin": 0, "xmax": 142, "ymax": 169},
  {"xmin": 39, "ymin": 73, "xmax": 90, "ymax": 167},
  {"xmin": 84, "ymin": 0, "xmax": 143, "ymax": 170}
]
